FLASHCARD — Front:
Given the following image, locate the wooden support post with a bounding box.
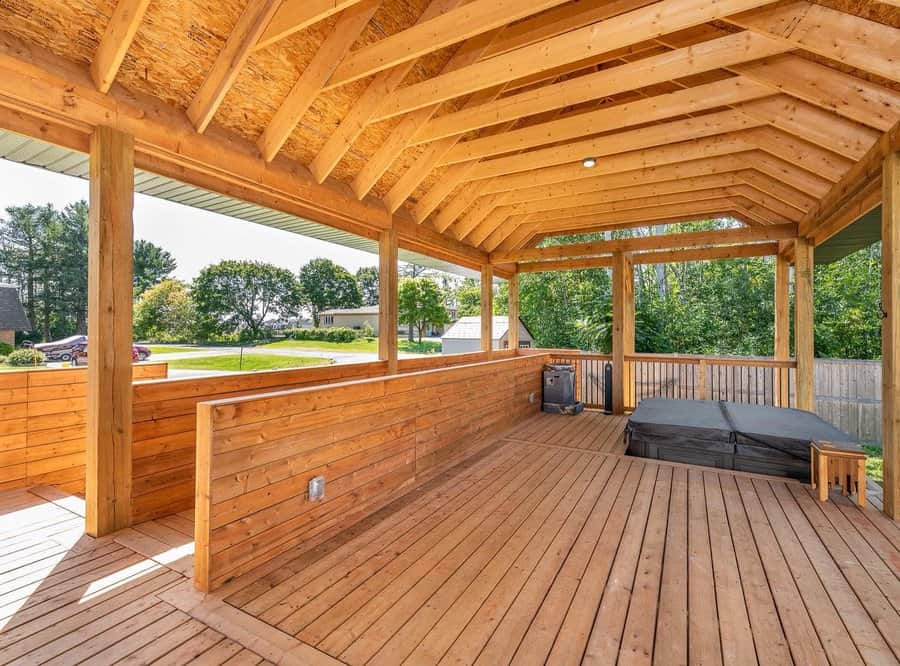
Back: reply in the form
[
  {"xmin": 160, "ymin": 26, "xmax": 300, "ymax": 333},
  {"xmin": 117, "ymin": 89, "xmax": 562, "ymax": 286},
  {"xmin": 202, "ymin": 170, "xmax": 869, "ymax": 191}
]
[
  {"xmin": 378, "ymin": 226, "xmax": 398, "ymax": 374},
  {"xmin": 794, "ymin": 236, "xmax": 815, "ymax": 412},
  {"xmin": 774, "ymin": 251, "xmax": 791, "ymax": 407},
  {"xmin": 507, "ymin": 269, "xmax": 519, "ymax": 351},
  {"xmin": 86, "ymin": 126, "xmax": 134, "ymax": 537},
  {"xmin": 882, "ymin": 149, "xmax": 900, "ymax": 519},
  {"xmin": 612, "ymin": 251, "xmax": 633, "ymax": 414},
  {"xmin": 481, "ymin": 264, "xmax": 493, "ymax": 357}
]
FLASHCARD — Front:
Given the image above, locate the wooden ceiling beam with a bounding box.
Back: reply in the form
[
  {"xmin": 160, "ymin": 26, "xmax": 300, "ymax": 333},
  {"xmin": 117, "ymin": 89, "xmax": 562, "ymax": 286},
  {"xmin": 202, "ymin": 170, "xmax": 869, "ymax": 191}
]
[
  {"xmin": 258, "ymin": 0, "xmax": 378, "ymax": 162},
  {"xmin": 801, "ymin": 120, "xmax": 900, "ymax": 240},
  {"xmin": 325, "ymin": 0, "xmax": 572, "ymax": 89},
  {"xmin": 736, "ymin": 169, "xmax": 816, "ymax": 211},
  {"xmin": 735, "ymin": 151, "xmax": 832, "ymax": 198},
  {"xmin": 439, "ymin": 77, "xmax": 774, "ymax": 166},
  {"xmin": 373, "ymin": 0, "xmax": 784, "ymax": 122},
  {"xmin": 732, "ymin": 55, "xmax": 900, "ymax": 132},
  {"xmin": 494, "ymin": 223, "xmax": 796, "ymax": 262},
  {"xmin": 255, "ymin": 0, "xmax": 369, "ymax": 50},
  {"xmin": 726, "ymin": 1, "xmax": 900, "ymax": 84},
  {"xmin": 482, "ymin": 134, "xmax": 756, "ymax": 193},
  {"xmin": 187, "ymin": 0, "xmax": 284, "ymax": 133},
  {"xmin": 493, "ymin": 174, "xmax": 748, "ymax": 216},
  {"xmin": 740, "ymin": 126, "xmax": 852, "ymax": 183},
  {"xmin": 517, "ymin": 242, "xmax": 780, "ymax": 272},
  {"xmin": 724, "ymin": 184, "xmax": 802, "ymax": 222},
  {"xmin": 407, "ymin": 31, "xmax": 788, "ymax": 143},
  {"xmin": 308, "ymin": 0, "xmax": 467, "ymax": 183},
  {"xmin": 463, "ymin": 110, "xmax": 765, "ymax": 181},
  {"xmin": 480, "ymin": 0, "xmax": 656, "ymax": 58},
  {"xmin": 91, "ymin": 0, "xmax": 151, "ymax": 93},
  {"xmin": 351, "ymin": 30, "xmax": 501, "ymax": 199},
  {"xmin": 502, "ymin": 206, "xmax": 754, "ymax": 248},
  {"xmin": 499, "ymin": 191, "xmax": 784, "ymax": 227},
  {"xmin": 736, "ymin": 95, "xmax": 880, "ymax": 161}
]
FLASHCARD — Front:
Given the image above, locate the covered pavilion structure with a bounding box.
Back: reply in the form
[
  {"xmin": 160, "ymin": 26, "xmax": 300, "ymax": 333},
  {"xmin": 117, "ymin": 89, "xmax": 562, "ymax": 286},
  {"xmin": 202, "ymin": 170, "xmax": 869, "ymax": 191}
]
[{"xmin": 0, "ymin": 0, "xmax": 898, "ymax": 662}]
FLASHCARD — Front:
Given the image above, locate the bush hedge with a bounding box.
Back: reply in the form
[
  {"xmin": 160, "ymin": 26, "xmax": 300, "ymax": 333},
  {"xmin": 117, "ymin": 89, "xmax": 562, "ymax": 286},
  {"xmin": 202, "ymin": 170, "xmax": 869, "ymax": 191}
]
[
  {"xmin": 0, "ymin": 342, "xmax": 12, "ymax": 356},
  {"xmin": 7, "ymin": 349, "xmax": 45, "ymax": 366},
  {"xmin": 290, "ymin": 327, "xmax": 358, "ymax": 343}
]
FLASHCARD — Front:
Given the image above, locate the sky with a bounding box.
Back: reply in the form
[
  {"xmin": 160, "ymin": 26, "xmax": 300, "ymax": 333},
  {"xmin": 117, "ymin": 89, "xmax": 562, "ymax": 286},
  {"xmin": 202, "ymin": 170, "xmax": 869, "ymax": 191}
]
[{"xmin": 0, "ymin": 159, "xmax": 381, "ymax": 281}]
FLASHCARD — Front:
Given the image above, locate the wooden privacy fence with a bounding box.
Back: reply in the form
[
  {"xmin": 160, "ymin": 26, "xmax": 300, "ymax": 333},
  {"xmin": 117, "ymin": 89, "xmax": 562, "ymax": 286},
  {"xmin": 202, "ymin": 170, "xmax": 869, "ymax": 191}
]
[
  {"xmin": 0, "ymin": 363, "xmax": 168, "ymax": 494},
  {"xmin": 130, "ymin": 350, "xmax": 515, "ymax": 524},
  {"xmin": 193, "ymin": 354, "xmax": 546, "ymax": 592},
  {"xmin": 544, "ymin": 350, "xmax": 883, "ymax": 444}
]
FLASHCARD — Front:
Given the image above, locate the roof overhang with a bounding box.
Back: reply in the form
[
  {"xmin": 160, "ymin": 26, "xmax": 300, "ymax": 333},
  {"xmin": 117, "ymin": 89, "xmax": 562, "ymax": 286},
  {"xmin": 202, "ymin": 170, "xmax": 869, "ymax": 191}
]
[{"xmin": 0, "ymin": 129, "xmax": 485, "ymax": 279}]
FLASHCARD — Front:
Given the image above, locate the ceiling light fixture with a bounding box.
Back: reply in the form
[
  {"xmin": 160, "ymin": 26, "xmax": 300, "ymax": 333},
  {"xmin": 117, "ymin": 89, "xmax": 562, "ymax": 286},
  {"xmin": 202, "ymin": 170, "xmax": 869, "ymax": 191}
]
[{"xmin": 582, "ymin": 157, "xmax": 596, "ymax": 168}]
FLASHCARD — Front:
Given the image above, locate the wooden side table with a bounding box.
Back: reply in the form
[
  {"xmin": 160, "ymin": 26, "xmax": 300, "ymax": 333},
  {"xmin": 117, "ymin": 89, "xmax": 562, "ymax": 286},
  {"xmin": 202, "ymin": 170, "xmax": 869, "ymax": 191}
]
[{"xmin": 810, "ymin": 441, "xmax": 867, "ymax": 507}]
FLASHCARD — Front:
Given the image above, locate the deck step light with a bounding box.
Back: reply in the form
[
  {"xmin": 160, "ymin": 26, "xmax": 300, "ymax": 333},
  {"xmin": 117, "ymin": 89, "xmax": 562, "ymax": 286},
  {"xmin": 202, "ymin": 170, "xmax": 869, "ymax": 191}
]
[{"xmin": 582, "ymin": 157, "xmax": 596, "ymax": 168}]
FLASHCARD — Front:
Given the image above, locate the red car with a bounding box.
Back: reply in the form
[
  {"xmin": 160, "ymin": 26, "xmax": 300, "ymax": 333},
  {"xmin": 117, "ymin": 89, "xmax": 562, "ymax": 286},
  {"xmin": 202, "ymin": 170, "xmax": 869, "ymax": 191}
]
[{"xmin": 71, "ymin": 343, "xmax": 152, "ymax": 365}]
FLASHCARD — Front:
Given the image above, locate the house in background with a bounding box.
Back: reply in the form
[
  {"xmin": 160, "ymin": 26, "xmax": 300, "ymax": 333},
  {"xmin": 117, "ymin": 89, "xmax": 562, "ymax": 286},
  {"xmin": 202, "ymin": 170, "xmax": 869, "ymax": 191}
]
[
  {"xmin": 320, "ymin": 306, "xmax": 381, "ymax": 333},
  {"xmin": 441, "ymin": 316, "xmax": 534, "ymax": 354},
  {"xmin": 321, "ymin": 305, "xmax": 457, "ymax": 337},
  {"xmin": 0, "ymin": 284, "xmax": 30, "ymax": 346}
]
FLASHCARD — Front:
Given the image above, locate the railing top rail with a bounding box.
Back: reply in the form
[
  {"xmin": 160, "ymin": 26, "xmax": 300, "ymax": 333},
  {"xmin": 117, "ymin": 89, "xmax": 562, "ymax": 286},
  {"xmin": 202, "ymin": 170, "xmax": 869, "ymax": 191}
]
[{"xmin": 625, "ymin": 353, "xmax": 797, "ymax": 368}]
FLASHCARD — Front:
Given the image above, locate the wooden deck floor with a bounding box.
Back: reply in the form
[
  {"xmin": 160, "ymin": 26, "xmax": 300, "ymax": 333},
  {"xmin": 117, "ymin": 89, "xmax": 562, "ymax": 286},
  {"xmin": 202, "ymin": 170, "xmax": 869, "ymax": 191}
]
[
  {"xmin": 0, "ymin": 411, "xmax": 898, "ymax": 665},
  {"xmin": 224, "ymin": 411, "xmax": 900, "ymax": 666}
]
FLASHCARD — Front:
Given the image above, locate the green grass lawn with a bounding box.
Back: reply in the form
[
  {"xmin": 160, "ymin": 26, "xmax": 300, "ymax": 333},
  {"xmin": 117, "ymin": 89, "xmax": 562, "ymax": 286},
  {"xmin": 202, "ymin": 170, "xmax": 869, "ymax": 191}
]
[
  {"xmin": 262, "ymin": 338, "xmax": 441, "ymax": 354},
  {"xmin": 167, "ymin": 354, "xmax": 331, "ymax": 372},
  {"xmin": 145, "ymin": 345, "xmax": 206, "ymax": 354},
  {"xmin": 863, "ymin": 445, "xmax": 883, "ymax": 484}
]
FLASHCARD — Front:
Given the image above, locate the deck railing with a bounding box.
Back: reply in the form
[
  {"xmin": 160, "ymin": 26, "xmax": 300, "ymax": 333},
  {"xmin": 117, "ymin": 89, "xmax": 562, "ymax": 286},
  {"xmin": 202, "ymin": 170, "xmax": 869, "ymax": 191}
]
[{"xmin": 536, "ymin": 350, "xmax": 797, "ymax": 410}]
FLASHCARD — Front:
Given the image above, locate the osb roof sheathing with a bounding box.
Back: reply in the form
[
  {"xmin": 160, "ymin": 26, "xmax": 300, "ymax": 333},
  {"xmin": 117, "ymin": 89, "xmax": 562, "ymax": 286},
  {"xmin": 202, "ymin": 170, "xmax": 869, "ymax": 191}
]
[{"xmin": 0, "ymin": 0, "xmax": 897, "ymax": 219}]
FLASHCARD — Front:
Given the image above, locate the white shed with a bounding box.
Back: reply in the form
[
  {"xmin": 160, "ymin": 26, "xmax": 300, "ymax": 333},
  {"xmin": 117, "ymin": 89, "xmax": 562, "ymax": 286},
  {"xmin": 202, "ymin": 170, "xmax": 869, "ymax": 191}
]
[{"xmin": 441, "ymin": 316, "xmax": 534, "ymax": 355}]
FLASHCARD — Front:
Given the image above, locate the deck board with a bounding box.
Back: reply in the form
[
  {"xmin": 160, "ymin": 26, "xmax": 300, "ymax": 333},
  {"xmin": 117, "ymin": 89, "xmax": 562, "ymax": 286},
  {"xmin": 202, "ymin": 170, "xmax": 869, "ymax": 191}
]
[
  {"xmin": 225, "ymin": 412, "xmax": 900, "ymax": 665},
  {"xmin": 0, "ymin": 410, "xmax": 898, "ymax": 664}
]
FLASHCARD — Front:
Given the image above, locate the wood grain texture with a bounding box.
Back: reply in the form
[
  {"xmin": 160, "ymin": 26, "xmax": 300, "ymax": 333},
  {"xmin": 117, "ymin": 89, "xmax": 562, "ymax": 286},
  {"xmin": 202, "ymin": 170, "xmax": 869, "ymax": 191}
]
[{"xmin": 194, "ymin": 354, "xmax": 546, "ymax": 591}]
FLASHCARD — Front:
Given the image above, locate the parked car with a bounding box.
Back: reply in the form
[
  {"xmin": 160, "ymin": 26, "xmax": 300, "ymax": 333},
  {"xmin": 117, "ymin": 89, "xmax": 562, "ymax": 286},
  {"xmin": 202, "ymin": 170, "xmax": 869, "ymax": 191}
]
[
  {"xmin": 72, "ymin": 343, "xmax": 151, "ymax": 365},
  {"xmin": 26, "ymin": 335, "xmax": 151, "ymax": 363},
  {"xmin": 26, "ymin": 335, "xmax": 87, "ymax": 362}
]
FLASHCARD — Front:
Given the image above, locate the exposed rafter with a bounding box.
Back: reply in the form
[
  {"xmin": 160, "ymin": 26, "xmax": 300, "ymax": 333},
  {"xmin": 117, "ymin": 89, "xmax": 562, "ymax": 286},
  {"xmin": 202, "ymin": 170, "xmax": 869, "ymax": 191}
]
[
  {"xmin": 91, "ymin": 0, "xmax": 151, "ymax": 93},
  {"xmin": 373, "ymin": 0, "xmax": 783, "ymax": 121},
  {"xmin": 257, "ymin": 0, "xmax": 379, "ymax": 162},
  {"xmin": 255, "ymin": 0, "xmax": 370, "ymax": 50},
  {"xmin": 187, "ymin": 0, "xmax": 284, "ymax": 133}
]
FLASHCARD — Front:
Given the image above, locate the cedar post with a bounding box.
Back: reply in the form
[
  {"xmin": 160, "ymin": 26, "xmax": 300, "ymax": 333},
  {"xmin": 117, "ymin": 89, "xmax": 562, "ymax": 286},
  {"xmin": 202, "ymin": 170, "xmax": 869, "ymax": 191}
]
[
  {"xmin": 86, "ymin": 126, "xmax": 134, "ymax": 536},
  {"xmin": 612, "ymin": 251, "xmax": 634, "ymax": 414},
  {"xmin": 774, "ymin": 251, "xmax": 791, "ymax": 407},
  {"xmin": 882, "ymin": 149, "xmax": 900, "ymax": 519},
  {"xmin": 794, "ymin": 236, "xmax": 815, "ymax": 412},
  {"xmin": 378, "ymin": 226, "xmax": 398, "ymax": 373},
  {"xmin": 481, "ymin": 264, "xmax": 493, "ymax": 356},
  {"xmin": 507, "ymin": 269, "xmax": 519, "ymax": 351}
]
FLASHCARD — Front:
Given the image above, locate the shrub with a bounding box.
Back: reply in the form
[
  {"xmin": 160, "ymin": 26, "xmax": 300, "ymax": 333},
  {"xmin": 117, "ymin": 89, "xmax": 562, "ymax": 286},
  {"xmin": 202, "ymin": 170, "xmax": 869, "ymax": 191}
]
[
  {"xmin": 0, "ymin": 342, "xmax": 12, "ymax": 356},
  {"xmin": 7, "ymin": 349, "xmax": 45, "ymax": 367},
  {"xmin": 360, "ymin": 321, "xmax": 375, "ymax": 339},
  {"xmin": 290, "ymin": 327, "xmax": 358, "ymax": 343},
  {"xmin": 0, "ymin": 355, "xmax": 7, "ymax": 365}
]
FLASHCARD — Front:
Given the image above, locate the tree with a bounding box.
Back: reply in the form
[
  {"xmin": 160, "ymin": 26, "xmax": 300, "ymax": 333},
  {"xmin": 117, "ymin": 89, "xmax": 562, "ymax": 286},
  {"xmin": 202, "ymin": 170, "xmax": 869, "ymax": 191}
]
[
  {"xmin": 193, "ymin": 260, "xmax": 301, "ymax": 339},
  {"xmin": 298, "ymin": 258, "xmax": 362, "ymax": 326},
  {"xmin": 454, "ymin": 279, "xmax": 481, "ymax": 316},
  {"xmin": 355, "ymin": 266, "xmax": 379, "ymax": 306},
  {"xmin": 398, "ymin": 277, "xmax": 450, "ymax": 343},
  {"xmin": 133, "ymin": 239, "xmax": 177, "ymax": 296},
  {"xmin": 133, "ymin": 279, "xmax": 197, "ymax": 342}
]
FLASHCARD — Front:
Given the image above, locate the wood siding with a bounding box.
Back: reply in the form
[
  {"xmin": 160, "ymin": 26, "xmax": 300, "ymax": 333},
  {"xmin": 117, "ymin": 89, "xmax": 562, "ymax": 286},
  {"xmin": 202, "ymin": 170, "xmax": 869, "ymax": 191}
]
[
  {"xmin": 131, "ymin": 351, "xmax": 509, "ymax": 524},
  {"xmin": 0, "ymin": 363, "xmax": 167, "ymax": 495},
  {"xmin": 195, "ymin": 354, "xmax": 546, "ymax": 591}
]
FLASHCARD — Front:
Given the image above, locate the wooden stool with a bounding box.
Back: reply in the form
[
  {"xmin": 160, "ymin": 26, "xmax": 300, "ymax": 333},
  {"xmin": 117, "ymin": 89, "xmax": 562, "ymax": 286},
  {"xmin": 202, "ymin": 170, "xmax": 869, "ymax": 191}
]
[{"xmin": 810, "ymin": 441, "xmax": 867, "ymax": 507}]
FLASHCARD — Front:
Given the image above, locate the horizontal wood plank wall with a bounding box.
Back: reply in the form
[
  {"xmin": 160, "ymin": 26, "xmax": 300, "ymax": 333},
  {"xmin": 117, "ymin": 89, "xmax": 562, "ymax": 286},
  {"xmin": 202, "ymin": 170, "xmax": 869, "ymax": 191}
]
[
  {"xmin": 395, "ymin": 349, "xmax": 514, "ymax": 373},
  {"xmin": 0, "ymin": 363, "xmax": 168, "ymax": 494},
  {"xmin": 130, "ymin": 361, "xmax": 390, "ymax": 524},
  {"xmin": 195, "ymin": 354, "xmax": 546, "ymax": 591}
]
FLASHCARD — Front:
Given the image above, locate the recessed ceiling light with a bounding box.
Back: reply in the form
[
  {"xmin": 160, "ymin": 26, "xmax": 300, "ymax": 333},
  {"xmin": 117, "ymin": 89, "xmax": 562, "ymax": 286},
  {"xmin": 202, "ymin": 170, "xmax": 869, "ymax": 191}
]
[{"xmin": 582, "ymin": 157, "xmax": 596, "ymax": 168}]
